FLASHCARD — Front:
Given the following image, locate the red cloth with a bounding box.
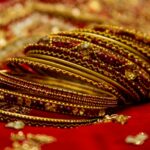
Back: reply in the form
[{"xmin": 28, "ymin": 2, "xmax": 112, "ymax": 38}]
[{"xmin": 0, "ymin": 103, "xmax": 150, "ymax": 150}]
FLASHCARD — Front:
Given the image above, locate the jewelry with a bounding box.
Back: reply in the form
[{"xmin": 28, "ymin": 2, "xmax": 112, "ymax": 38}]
[{"xmin": 0, "ymin": 25, "xmax": 149, "ymax": 127}]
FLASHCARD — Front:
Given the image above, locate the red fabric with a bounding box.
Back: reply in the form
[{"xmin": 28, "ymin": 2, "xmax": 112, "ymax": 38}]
[{"xmin": 0, "ymin": 103, "xmax": 150, "ymax": 150}]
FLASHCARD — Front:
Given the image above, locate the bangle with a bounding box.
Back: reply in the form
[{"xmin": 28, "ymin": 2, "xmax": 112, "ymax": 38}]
[
  {"xmin": 0, "ymin": 25, "xmax": 149, "ymax": 127},
  {"xmin": 0, "ymin": 108, "xmax": 98, "ymax": 128}
]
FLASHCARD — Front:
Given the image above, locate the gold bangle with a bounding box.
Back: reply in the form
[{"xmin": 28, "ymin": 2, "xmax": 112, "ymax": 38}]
[{"xmin": 0, "ymin": 25, "xmax": 149, "ymax": 128}]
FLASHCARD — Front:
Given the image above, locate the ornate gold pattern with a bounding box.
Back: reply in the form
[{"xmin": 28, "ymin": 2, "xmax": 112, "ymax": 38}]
[{"xmin": 0, "ymin": 25, "xmax": 149, "ymax": 127}]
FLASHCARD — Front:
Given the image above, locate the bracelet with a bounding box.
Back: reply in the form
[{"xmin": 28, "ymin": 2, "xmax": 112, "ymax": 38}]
[
  {"xmin": 0, "ymin": 108, "xmax": 98, "ymax": 128},
  {"xmin": 0, "ymin": 25, "xmax": 149, "ymax": 127}
]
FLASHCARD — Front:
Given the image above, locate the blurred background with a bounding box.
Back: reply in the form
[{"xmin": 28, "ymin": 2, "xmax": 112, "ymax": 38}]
[{"xmin": 0, "ymin": 0, "xmax": 150, "ymax": 64}]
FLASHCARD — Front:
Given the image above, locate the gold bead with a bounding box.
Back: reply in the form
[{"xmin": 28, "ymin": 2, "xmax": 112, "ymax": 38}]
[{"xmin": 125, "ymin": 70, "xmax": 137, "ymax": 80}]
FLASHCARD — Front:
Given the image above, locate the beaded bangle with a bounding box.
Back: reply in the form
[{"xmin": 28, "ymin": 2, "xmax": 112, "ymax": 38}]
[{"xmin": 0, "ymin": 108, "xmax": 98, "ymax": 128}]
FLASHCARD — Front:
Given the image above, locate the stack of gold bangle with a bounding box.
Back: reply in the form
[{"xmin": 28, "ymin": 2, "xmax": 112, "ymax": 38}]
[{"xmin": 0, "ymin": 24, "xmax": 149, "ymax": 127}]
